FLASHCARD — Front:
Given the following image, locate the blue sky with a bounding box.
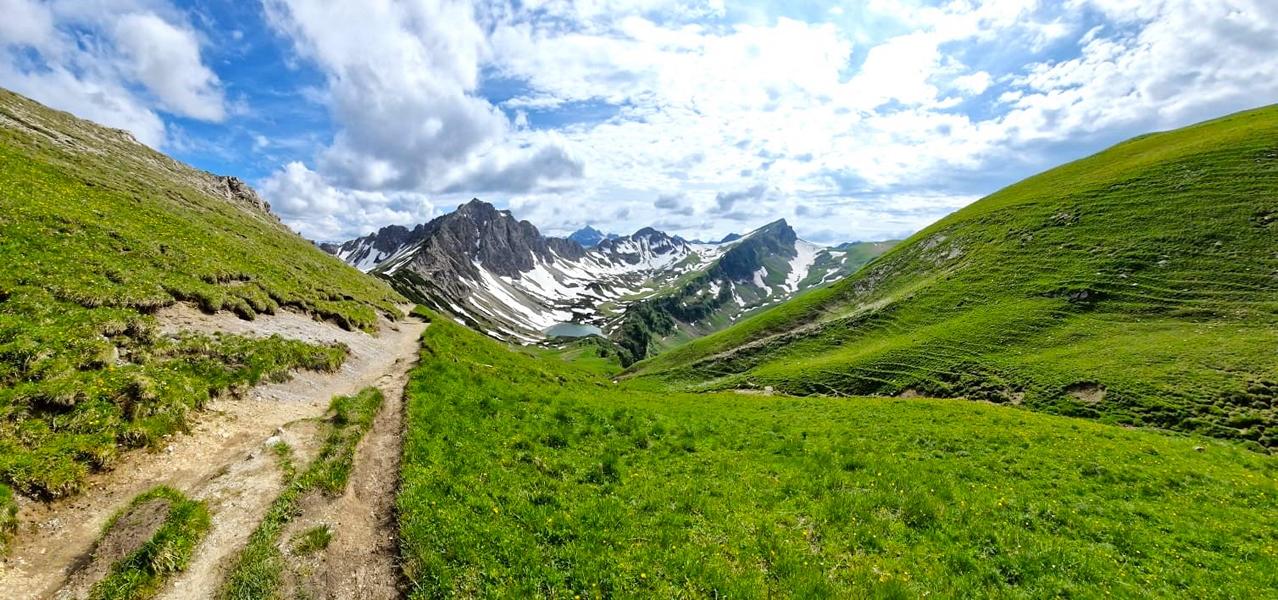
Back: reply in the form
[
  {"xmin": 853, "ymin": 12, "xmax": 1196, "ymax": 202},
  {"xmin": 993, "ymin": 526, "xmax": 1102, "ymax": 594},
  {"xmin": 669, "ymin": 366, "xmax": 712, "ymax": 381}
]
[{"xmin": 3, "ymin": 1, "xmax": 1277, "ymax": 243}]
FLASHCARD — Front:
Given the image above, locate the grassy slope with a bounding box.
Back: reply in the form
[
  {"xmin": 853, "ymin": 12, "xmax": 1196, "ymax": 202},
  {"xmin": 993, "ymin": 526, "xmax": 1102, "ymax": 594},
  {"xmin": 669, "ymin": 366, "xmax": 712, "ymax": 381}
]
[
  {"xmin": 0, "ymin": 89, "xmax": 403, "ymax": 512},
  {"xmin": 399, "ymin": 315, "xmax": 1277, "ymax": 598},
  {"xmin": 636, "ymin": 105, "xmax": 1278, "ymax": 447}
]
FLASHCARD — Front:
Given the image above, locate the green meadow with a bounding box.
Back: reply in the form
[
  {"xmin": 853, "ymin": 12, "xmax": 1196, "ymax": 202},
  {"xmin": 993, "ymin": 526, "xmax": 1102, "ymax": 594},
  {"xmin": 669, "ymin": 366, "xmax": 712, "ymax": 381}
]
[{"xmin": 398, "ymin": 315, "xmax": 1278, "ymax": 598}]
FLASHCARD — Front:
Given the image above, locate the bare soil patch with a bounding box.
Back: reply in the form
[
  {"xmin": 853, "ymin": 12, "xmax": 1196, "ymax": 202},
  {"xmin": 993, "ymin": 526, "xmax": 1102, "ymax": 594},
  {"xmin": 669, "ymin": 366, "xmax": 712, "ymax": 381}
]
[
  {"xmin": 56, "ymin": 499, "xmax": 171, "ymax": 599},
  {"xmin": 1066, "ymin": 382, "xmax": 1107, "ymax": 405}
]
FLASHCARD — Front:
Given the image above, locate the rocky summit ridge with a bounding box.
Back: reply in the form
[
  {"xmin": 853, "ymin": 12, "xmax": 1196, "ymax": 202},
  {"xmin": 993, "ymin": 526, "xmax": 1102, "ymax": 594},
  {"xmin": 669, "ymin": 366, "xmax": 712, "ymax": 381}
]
[{"xmin": 328, "ymin": 200, "xmax": 894, "ymax": 348}]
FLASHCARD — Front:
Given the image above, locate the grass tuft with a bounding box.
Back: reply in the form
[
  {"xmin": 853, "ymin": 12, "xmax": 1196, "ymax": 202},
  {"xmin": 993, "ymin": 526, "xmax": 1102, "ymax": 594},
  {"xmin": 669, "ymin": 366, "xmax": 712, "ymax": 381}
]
[
  {"xmin": 290, "ymin": 525, "xmax": 333, "ymax": 556},
  {"xmin": 87, "ymin": 486, "xmax": 210, "ymax": 600},
  {"xmin": 0, "ymin": 483, "xmax": 16, "ymax": 555}
]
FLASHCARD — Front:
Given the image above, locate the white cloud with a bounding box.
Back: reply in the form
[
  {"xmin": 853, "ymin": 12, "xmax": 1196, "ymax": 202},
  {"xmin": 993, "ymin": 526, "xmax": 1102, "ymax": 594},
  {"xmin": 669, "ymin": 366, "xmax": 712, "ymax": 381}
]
[
  {"xmin": 0, "ymin": 0, "xmax": 56, "ymax": 48},
  {"xmin": 259, "ymin": 0, "xmax": 584, "ymax": 238},
  {"xmin": 465, "ymin": 0, "xmax": 1278, "ymax": 245},
  {"xmin": 999, "ymin": 0, "xmax": 1278, "ymax": 143},
  {"xmin": 7, "ymin": 0, "xmax": 1275, "ymax": 246},
  {"xmin": 264, "ymin": 0, "xmax": 505, "ymax": 191},
  {"xmin": 844, "ymin": 31, "xmax": 945, "ymax": 109},
  {"xmin": 112, "ymin": 12, "xmax": 225, "ymax": 121},
  {"xmin": 262, "ymin": 161, "xmax": 437, "ymax": 241},
  {"xmin": 953, "ymin": 71, "xmax": 993, "ymax": 95},
  {"xmin": 0, "ymin": 0, "xmax": 224, "ymax": 147}
]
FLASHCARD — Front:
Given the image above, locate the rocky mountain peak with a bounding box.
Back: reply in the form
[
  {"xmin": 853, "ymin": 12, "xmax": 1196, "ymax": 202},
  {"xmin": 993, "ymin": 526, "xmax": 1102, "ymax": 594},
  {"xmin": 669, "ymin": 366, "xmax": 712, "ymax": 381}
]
[
  {"xmin": 387, "ymin": 198, "xmax": 586, "ymax": 281},
  {"xmin": 753, "ymin": 218, "xmax": 793, "ymax": 237},
  {"xmin": 714, "ymin": 219, "xmax": 798, "ymax": 281},
  {"xmin": 568, "ymin": 225, "xmax": 618, "ymax": 248},
  {"xmin": 457, "ymin": 197, "xmax": 499, "ymax": 216}
]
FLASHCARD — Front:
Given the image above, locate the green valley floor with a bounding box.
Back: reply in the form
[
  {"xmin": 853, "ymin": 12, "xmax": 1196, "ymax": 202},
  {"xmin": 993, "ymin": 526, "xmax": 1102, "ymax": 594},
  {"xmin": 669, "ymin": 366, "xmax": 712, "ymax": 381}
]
[{"xmin": 397, "ymin": 313, "xmax": 1278, "ymax": 598}]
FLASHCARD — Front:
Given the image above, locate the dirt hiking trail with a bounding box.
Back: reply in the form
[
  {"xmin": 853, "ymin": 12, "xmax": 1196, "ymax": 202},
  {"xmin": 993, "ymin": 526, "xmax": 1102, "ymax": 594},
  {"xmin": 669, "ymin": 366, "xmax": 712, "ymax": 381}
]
[
  {"xmin": 0, "ymin": 305, "xmax": 425, "ymax": 599},
  {"xmin": 274, "ymin": 339, "xmax": 418, "ymax": 600}
]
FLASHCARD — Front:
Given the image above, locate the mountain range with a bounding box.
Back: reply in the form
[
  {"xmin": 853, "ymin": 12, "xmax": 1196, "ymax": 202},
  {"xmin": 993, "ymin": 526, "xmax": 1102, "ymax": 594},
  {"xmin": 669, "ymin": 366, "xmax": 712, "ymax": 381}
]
[
  {"xmin": 327, "ymin": 200, "xmax": 894, "ymax": 360},
  {"xmin": 3, "ymin": 82, "xmax": 1276, "ymax": 598}
]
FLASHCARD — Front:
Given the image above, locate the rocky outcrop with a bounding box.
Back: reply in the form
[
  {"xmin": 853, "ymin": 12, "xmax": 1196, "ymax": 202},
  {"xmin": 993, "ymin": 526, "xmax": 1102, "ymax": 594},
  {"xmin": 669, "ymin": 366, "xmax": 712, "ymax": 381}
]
[{"xmin": 211, "ymin": 176, "xmax": 276, "ymax": 220}]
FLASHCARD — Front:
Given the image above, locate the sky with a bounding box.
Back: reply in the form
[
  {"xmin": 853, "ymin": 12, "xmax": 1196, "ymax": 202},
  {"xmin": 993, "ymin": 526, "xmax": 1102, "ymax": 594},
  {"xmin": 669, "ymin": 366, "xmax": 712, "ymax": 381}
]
[{"xmin": 2, "ymin": 1, "xmax": 1277, "ymax": 244}]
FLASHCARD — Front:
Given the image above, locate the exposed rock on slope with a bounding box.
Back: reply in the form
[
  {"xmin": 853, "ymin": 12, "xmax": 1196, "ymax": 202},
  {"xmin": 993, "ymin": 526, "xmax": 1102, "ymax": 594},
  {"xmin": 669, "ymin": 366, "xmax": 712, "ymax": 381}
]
[{"xmin": 332, "ymin": 200, "xmax": 894, "ymax": 347}]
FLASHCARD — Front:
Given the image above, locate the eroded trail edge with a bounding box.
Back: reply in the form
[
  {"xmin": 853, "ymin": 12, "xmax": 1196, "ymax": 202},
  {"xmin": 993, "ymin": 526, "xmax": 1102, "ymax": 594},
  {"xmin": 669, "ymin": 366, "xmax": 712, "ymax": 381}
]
[
  {"xmin": 281, "ymin": 324, "xmax": 425, "ymax": 599},
  {"xmin": 0, "ymin": 306, "xmax": 425, "ymax": 599}
]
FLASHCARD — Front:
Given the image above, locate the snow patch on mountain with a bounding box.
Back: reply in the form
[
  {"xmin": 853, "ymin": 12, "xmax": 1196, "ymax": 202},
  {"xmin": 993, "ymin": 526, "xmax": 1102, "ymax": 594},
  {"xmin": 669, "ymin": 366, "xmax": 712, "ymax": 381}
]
[
  {"xmin": 783, "ymin": 240, "xmax": 823, "ymax": 293},
  {"xmin": 751, "ymin": 267, "xmax": 769, "ymax": 289},
  {"xmin": 332, "ymin": 200, "xmax": 892, "ymax": 345}
]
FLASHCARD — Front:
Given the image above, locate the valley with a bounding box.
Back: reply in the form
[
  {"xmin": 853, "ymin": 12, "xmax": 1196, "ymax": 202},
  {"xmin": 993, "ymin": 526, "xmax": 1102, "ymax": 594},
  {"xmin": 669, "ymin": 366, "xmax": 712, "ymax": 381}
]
[
  {"xmin": 0, "ymin": 67, "xmax": 1276, "ymax": 600},
  {"xmin": 636, "ymin": 105, "xmax": 1278, "ymax": 448}
]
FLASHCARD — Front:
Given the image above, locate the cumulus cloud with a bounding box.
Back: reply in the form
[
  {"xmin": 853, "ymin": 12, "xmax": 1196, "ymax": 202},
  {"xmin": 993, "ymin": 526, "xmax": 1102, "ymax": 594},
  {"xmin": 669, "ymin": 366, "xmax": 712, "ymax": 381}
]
[
  {"xmin": 654, "ymin": 192, "xmax": 694, "ymax": 216},
  {"xmin": 257, "ymin": 0, "xmax": 588, "ymax": 238},
  {"xmin": 714, "ymin": 184, "xmax": 769, "ymax": 214},
  {"xmin": 952, "ymin": 71, "xmax": 992, "ymax": 95},
  {"xmin": 6, "ymin": 0, "xmax": 1276, "ymax": 245},
  {"xmin": 0, "ymin": 0, "xmax": 56, "ymax": 48},
  {"xmin": 0, "ymin": 0, "xmax": 225, "ymax": 147},
  {"xmin": 443, "ymin": 143, "xmax": 584, "ymax": 194},
  {"xmin": 112, "ymin": 13, "xmax": 225, "ymax": 121},
  {"xmin": 261, "ymin": 161, "xmax": 436, "ymax": 241},
  {"xmin": 264, "ymin": 0, "xmax": 505, "ymax": 191},
  {"xmin": 1002, "ymin": 0, "xmax": 1278, "ymax": 143}
]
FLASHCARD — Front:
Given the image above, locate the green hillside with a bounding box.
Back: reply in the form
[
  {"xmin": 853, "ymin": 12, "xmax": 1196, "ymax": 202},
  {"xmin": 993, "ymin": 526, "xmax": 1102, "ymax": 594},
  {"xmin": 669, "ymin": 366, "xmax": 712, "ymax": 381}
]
[
  {"xmin": 0, "ymin": 88, "xmax": 403, "ymax": 514},
  {"xmin": 635, "ymin": 105, "xmax": 1278, "ymax": 448},
  {"xmin": 399, "ymin": 314, "xmax": 1277, "ymax": 597}
]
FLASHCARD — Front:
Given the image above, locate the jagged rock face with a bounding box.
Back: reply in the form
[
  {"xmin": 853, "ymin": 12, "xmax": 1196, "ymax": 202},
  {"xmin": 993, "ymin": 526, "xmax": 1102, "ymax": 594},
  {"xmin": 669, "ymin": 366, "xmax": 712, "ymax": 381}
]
[
  {"xmin": 548, "ymin": 237, "xmax": 587, "ymax": 261},
  {"xmin": 334, "ymin": 199, "xmax": 894, "ymax": 344},
  {"xmin": 213, "ymin": 176, "xmax": 275, "ymax": 218},
  {"xmin": 593, "ymin": 227, "xmax": 691, "ymax": 268},
  {"xmin": 333, "ymin": 223, "xmax": 430, "ymax": 271},
  {"xmin": 455, "ymin": 200, "xmax": 573, "ymax": 277}
]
